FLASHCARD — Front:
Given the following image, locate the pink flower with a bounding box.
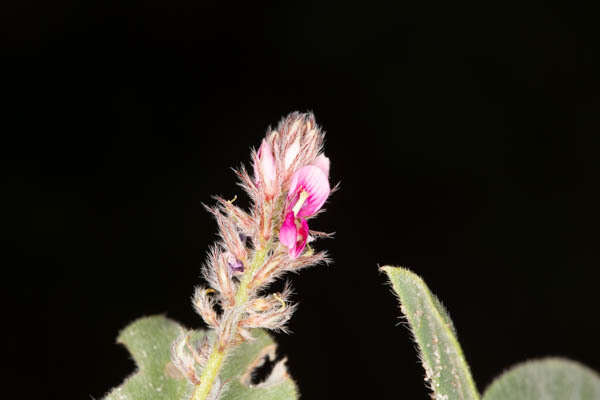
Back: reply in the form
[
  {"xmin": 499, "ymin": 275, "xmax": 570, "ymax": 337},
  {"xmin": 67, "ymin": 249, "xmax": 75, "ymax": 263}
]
[
  {"xmin": 254, "ymin": 139, "xmax": 277, "ymax": 198},
  {"xmin": 279, "ymin": 211, "xmax": 309, "ymax": 258},
  {"xmin": 279, "ymin": 156, "xmax": 331, "ymax": 257},
  {"xmin": 287, "ymin": 165, "xmax": 330, "ymax": 217},
  {"xmin": 310, "ymin": 154, "xmax": 330, "ymax": 182}
]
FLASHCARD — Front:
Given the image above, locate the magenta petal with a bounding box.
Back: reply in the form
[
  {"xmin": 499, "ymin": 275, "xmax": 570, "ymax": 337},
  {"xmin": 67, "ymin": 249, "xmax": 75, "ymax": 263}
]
[
  {"xmin": 278, "ymin": 211, "xmax": 298, "ymax": 252},
  {"xmin": 311, "ymin": 154, "xmax": 330, "ymax": 178},
  {"xmin": 291, "ymin": 217, "xmax": 309, "ymax": 258},
  {"xmin": 288, "ymin": 165, "xmax": 331, "ymax": 218}
]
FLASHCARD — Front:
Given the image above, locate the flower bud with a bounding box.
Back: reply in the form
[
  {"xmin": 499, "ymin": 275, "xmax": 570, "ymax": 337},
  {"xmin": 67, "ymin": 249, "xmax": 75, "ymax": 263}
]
[
  {"xmin": 284, "ymin": 137, "xmax": 300, "ymax": 170},
  {"xmin": 254, "ymin": 139, "xmax": 277, "ymax": 198}
]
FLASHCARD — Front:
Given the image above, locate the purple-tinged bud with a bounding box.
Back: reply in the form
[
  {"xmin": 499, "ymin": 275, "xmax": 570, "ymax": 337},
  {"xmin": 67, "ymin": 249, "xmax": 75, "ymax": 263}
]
[
  {"xmin": 239, "ymin": 232, "xmax": 249, "ymax": 246},
  {"xmin": 226, "ymin": 253, "xmax": 244, "ymax": 273}
]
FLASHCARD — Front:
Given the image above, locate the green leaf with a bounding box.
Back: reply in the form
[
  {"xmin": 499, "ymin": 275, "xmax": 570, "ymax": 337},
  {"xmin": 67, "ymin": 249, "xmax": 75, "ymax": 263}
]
[
  {"xmin": 482, "ymin": 358, "xmax": 600, "ymax": 400},
  {"xmin": 104, "ymin": 315, "xmax": 298, "ymax": 400},
  {"xmin": 382, "ymin": 266, "xmax": 480, "ymax": 400},
  {"xmin": 218, "ymin": 329, "xmax": 298, "ymax": 400},
  {"xmin": 104, "ymin": 315, "xmax": 192, "ymax": 400}
]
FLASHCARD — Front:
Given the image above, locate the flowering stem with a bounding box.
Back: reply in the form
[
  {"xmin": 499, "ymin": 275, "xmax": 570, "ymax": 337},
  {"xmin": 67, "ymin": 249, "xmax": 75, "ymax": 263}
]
[
  {"xmin": 191, "ymin": 246, "xmax": 270, "ymax": 400},
  {"xmin": 191, "ymin": 347, "xmax": 225, "ymax": 400},
  {"xmin": 235, "ymin": 246, "xmax": 269, "ymax": 306}
]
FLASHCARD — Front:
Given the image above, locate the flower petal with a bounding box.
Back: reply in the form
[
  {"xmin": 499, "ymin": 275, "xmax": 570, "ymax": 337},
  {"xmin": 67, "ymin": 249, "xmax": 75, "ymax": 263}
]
[
  {"xmin": 291, "ymin": 217, "xmax": 309, "ymax": 258},
  {"xmin": 287, "ymin": 165, "xmax": 330, "ymax": 218},
  {"xmin": 278, "ymin": 211, "xmax": 297, "ymax": 252},
  {"xmin": 311, "ymin": 154, "xmax": 330, "ymax": 178}
]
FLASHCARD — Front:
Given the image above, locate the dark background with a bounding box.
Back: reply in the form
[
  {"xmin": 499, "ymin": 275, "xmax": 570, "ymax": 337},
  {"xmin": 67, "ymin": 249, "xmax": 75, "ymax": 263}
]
[{"xmin": 4, "ymin": 1, "xmax": 600, "ymax": 399}]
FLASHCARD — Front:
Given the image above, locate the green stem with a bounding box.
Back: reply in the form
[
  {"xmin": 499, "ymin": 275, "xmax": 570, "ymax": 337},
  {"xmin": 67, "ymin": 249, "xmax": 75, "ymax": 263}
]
[
  {"xmin": 191, "ymin": 348, "xmax": 226, "ymax": 400},
  {"xmin": 191, "ymin": 246, "xmax": 269, "ymax": 400}
]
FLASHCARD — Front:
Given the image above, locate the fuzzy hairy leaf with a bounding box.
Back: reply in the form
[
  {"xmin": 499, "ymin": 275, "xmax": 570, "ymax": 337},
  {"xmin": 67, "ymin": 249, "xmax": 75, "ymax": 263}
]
[
  {"xmin": 104, "ymin": 315, "xmax": 298, "ymax": 400},
  {"xmin": 483, "ymin": 358, "xmax": 600, "ymax": 400},
  {"xmin": 382, "ymin": 266, "xmax": 480, "ymax": 400},
  {"xmin": 104, "ymin": 315, "xmax": 192, "ymax": 400}
]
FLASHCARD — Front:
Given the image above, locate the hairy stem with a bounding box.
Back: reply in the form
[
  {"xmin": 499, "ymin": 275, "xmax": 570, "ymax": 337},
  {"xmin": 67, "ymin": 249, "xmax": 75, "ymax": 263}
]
[{"xmin": 191, "ymin": 246, "xmax": 269, "ymax": 400}]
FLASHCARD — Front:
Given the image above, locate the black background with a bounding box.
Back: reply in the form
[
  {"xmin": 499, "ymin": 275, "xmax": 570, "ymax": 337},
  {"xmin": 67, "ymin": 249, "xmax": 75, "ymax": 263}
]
[{"xmin": 5, "ymin": 1, "xmax": 600, "ymax": 399}]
